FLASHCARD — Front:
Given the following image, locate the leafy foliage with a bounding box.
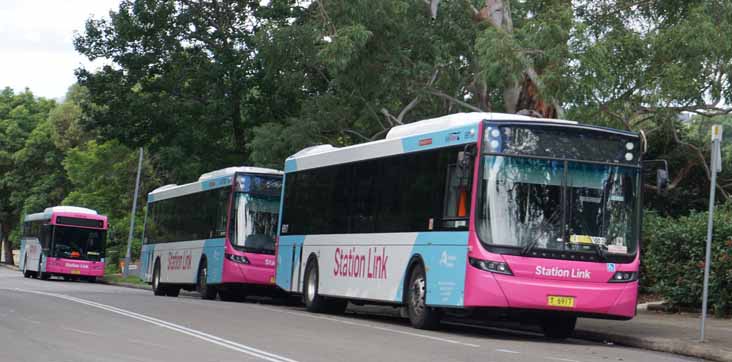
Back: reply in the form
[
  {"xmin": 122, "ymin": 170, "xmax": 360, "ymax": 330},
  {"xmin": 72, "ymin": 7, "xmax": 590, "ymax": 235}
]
[{"xmin": 644, "ymin": 207, "xmax": 732, "ymax": 316}]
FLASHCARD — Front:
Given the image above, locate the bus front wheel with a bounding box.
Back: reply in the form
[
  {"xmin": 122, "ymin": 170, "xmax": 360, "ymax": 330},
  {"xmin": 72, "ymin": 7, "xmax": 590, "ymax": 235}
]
[
  {"xmin": 540, "ymin": 314, "xmax": 576, "ymax": 339},
  {"xmin": 406, "ymin": 264, "xmax": 441, "ymax": 330},
  {"xmin": 38, "ymin": 259, "xmax": 50, "ymax": 281},
  {"xmin": 152, "ymin": 260, "xmax": 166, "ymax": 296},
  {"xmin": 197, "ymin": 258, "xmax": 217, "ymax": 300},
  {"xmin": 303, "ymin": 259, "xmax": 347, "ymax": 314}
]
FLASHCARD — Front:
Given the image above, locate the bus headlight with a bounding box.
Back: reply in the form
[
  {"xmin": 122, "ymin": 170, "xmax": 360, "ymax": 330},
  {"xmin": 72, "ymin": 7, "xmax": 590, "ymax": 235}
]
[
  {"xmin": 469, "ymin": 257, "xmax": 513, "ymax": 275},
  {"xmin": 225, "ymin": 253, "xmax": 250, "ymax": 265},
  {"xmin": 609, "ymin": 271, "xmax": 637, "ymax": 283}
]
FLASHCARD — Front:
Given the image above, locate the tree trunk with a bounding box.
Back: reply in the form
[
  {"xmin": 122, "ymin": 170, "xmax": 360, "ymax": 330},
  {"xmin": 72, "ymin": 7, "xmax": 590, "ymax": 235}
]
[
  {"xmin": 473, "ymin": 0, "xmax": 558, "ymax": 118},
  {"xmin": 1, "ymin": 222, "xmax": 14, "ymax": 266},
  {"xmin": 230, "ymin": 86, "xmax": 247, "ymax": 160}
]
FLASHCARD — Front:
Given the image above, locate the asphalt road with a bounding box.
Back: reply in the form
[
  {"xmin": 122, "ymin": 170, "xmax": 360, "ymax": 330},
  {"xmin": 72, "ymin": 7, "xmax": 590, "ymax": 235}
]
[{"xmin": 0, "ymin": 267, "xmax": 702, "ymax": 362}]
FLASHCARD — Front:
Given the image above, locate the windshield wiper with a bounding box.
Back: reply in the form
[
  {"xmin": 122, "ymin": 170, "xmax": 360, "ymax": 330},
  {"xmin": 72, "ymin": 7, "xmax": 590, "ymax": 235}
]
[
  {"xmin": 591, "ymin": 243, "xmax": 607, "ymax": 261},
  {"xmin": 521, "ymin": 239, "xmax": 540, "ymax": 256}
]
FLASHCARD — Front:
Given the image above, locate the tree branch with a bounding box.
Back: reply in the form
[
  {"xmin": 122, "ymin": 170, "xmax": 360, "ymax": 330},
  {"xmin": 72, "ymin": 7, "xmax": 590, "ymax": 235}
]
[{"xmin": 427, "ymin": 89, "xmax": 484, "ymax": 112}]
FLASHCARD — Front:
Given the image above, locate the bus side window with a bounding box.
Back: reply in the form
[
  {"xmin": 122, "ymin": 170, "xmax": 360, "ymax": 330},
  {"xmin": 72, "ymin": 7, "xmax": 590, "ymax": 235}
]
[
  {"xmin": 40, "ymin": 225, "xmax": 52, "ymax": 250},
  {"xmin": 442, "ymin": 151, "xmax": 472, "ymax": 228}
]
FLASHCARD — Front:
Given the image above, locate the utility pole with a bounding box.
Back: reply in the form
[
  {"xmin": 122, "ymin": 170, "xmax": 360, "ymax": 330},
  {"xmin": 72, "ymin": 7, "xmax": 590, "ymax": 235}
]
[
  {"xmin": 123, "ymin": 148, "xmax": 144, "ymax": 278},
  {"xmin": 701, "ymin": 124, "xmax": 722, "ymax": 342}
]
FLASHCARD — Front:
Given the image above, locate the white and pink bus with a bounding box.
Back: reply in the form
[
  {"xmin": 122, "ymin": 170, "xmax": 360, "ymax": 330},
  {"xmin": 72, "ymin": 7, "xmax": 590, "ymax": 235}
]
[
  {"xmin": 140, "ymin": 167, "xmax": 283, "ymax": 300},
  {"xmin": 276, "ymin": 112, "xmax": 645, "ymax": 338},
  {"xmin": 19, "ymin": 206, "xmax": 108, "ymax": 282}
]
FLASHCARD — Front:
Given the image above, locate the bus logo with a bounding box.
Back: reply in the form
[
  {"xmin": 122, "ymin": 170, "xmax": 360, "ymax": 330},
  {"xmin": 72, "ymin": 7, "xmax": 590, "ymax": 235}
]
[{"xmin": 333, "ymin": 247, "xmax": 388, "ymax": 280}]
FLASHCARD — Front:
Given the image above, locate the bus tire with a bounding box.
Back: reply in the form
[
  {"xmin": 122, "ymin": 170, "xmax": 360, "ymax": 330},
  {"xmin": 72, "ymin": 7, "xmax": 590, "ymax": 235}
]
[
  {"xmin": 152, "ymin": 259, "xmax": 166, "ymax": 296},
  {"xmin": 165, "ymin": 287, "xmax": 180, "ymax": 297},
  {"xmin": 406, "ymin": 264, "xmax": 441, "ymax": 330},
  {"xmin": 197, "ymin": 258, "xmax": 217, "ymax": 300},
  {"xmin": 540, "ymin": 314, "xmax": 576, "ymax": 339},
  {"xmin": 38, "ymin": 259, "xmax": 50, "ymax": 281},
  {"xmin": 303, "ymin": 258, "xmax": 329, "ymax": 313}
]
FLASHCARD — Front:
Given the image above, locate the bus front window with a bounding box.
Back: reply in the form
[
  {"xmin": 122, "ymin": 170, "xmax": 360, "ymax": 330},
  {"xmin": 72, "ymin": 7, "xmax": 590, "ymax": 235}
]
[
  {"xmin": 52, "ymin": 226, "xmax": 105, "ymax": 261},
  {"xmin": 230, "ymin": 193, "xmax": 279, "ymax": 254},
  {"xmin": 478, "ymin": 155, "xmax": 639, "ymax": 256}
]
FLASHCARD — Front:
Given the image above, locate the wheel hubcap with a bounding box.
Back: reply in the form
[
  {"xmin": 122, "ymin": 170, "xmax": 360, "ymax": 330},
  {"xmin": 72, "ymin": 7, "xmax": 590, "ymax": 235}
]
[
  {"xmin": 153, "ymin": 268, "xmax": 159, "ymax": 289},
  {"xmin": 306, "ymin": 268, "xmax": 316, "ymax": 302},
  {"xmin": 410, "ymin": 276, "xmax": 426, "ymax": 316},
  {"xmin": 200, "ymin": 267, "xmax": 208, "ymax": 290}
]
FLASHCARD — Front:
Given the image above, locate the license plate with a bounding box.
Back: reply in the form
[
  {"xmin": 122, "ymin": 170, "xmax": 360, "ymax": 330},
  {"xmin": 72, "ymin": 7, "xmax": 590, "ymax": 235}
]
[
  {"xmin": 71, "ymin": 270, "xmax": 81, "ymax": 275},
  {"xmin": 547, "ymin": 295, "xmax": 575, "ymax": 308}
]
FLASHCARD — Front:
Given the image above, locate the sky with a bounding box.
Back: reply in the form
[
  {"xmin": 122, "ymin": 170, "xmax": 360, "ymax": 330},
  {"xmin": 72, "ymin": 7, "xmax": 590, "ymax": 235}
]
[{"xmin": 0, "ymin": 0, "xmax": 120, "ymax": 101}]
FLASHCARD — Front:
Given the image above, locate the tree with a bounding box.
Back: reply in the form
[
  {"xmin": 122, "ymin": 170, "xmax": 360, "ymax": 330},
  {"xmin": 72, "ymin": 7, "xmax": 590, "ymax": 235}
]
[
  {"xmin": 74, "ymin": 0, "xmax": 298, "ymax": 182},
  {"xmin": 63, "ymin": 140, "xmax": 158, "ymax": 263},
  {"xmin": 567, "ymin": 0, "xmax": 732, "ymax": 214},
  {"xmin": 250, "ymin": 0, "xmax": 574, "ymax": 166},
  {"xmin": 0, "ymin": 88, "xmax": 57, "ymax": 264}
]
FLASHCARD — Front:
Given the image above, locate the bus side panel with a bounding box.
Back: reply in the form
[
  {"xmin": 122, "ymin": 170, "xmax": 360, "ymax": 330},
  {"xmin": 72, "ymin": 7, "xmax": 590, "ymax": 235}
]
[
  {"xmin": 395, "ymin": 232, "xmax": 469, "ymax": 307},
  {"xmin": 275, "ymin": 235, "xmax": 304, "ymax": 292},
  {"xmin": 21, "ymin": 238, "xmax": 42, "ymax": 272},
  {"xmin": 19, "ymin": 239, "xmax": 27, "ymax": 271},
  {"xmin": 151, "ymin": 240, "xmax": 206, "ymax": 284},
  {"xmin": 299, "ymin": 233, "xmax": 468, "ymax": 304},
  {"xmin": 140, "ymin": 244, "xmax": 155, "ymax": 282},
  {"xmin": 203, "ymin": 238, "xmax": 226, "ymax": 284}
]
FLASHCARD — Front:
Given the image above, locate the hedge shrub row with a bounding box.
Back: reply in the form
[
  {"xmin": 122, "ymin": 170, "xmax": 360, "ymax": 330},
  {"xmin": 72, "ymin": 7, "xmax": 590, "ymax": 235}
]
[{"xmin": 643, "ymin": 206, "xmax": 732, "ymax": 316}]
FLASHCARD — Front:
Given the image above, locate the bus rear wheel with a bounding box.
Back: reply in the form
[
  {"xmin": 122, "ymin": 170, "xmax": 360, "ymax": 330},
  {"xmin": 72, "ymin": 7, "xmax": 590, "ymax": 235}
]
[
  {"xmin": 152, "ymin": 260, "xmax": 166, "ymax": 296},
  {"xmin": 406, "ymin": 264, "xmax": 441, "ymax": 330},
  {"xmin": 303, "ymin": 259, "xmax": 347, "ymax": 314},
  {"xmin": 540, "ymin": 314, "xmax": 576, "ymax": 339},
  {"xmin": 197, "ymin": 259, "xmax": 217, "ymax": 300}
]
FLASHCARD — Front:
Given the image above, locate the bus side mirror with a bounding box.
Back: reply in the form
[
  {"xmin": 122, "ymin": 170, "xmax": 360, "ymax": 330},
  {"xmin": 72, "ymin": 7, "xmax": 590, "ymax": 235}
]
[
  {"xmin": 643, "ymin": 159, "xmax": 669, "ymax": 195},
  {"xmin": 656, "ymin": 169, "xmax": 669, "ymax": 195}
]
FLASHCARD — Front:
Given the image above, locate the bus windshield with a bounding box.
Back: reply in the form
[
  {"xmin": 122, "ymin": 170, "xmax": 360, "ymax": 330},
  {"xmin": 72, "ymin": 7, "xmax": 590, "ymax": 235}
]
[
  {"xmin": 477, "ymin": 155, "xmax": 639, "ymax": 256},
  {"xmin": 52, "ymin": 226, "xmax": 106, "ymax": 261},
  {"xmin": 230, "ymin": 193, "xmax": 279, "ymax": 254}
]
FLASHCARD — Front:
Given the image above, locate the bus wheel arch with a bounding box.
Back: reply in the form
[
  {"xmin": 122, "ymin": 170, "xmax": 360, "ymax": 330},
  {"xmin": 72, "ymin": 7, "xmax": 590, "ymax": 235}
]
[
  {"xmin": 197, "ymin": 255, "xmax": 217, "ymax": 300},
  {"xmin": 404, "ymin": 256, "xmax": 442, "ymax": 330},
  {"xmin": 303, "ymin": 254, "xmax": 346, "ymax": 314},
  {"xmin": 152, "ymin": 257, "xmax": 166, "ymax": 296}
]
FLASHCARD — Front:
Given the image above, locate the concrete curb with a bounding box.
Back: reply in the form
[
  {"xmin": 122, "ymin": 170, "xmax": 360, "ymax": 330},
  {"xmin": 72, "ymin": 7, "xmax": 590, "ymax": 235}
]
[
  {"xmin": 0, "ymin": 263, "xmax": 19, "ymax": 271},
  {"xmin": 98, "ymin": 279, "xmax": 151, "ymax": 291},
  {"xmin": 574, "ymin": 329, "xmax": 732, "ymax": 362}
]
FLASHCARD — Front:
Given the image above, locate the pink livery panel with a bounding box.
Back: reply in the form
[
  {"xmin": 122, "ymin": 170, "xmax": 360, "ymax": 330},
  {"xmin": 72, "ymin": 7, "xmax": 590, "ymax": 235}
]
[{"xmin": 45, "ymin": 257, "xmax": 105, "ymax": 277}]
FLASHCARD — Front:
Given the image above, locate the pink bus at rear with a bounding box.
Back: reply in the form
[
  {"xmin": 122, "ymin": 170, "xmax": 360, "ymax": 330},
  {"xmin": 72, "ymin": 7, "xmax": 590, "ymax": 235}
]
[
  {"xmin": 19, "ymin": 206, "xmax": 108, "ymax": 282},
  {"xmin": 276, "ymin": 112, "xmax": 646, "ymax": 338}
]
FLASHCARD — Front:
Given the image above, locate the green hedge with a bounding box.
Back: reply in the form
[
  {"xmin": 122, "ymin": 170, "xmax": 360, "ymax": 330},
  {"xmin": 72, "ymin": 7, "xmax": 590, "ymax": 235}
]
[{"xmin": 643, "ymin": 206, "xmax": 732, "ymax": 316}]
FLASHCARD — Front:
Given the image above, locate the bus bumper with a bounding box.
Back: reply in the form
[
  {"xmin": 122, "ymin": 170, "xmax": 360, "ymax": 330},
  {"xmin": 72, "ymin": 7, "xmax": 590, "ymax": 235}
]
[
  {"xmin": 222, "ymin": 258, "xmax": 276, "ymax": 286},
  {"xmin": 44, "ymin": 258, "xmax": 105, "ymax": 277},
  {"xmin": 463, "ymin": 267, "xmax": 638, "ymax": 319}
]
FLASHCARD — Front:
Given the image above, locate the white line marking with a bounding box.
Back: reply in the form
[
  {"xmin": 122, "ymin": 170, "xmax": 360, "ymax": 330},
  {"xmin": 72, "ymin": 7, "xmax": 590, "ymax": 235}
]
[
  {"xmin": 496, "ymin": 348, "xmax": 521, "ymax": 354},
  {"xmin": 545, "ymin": 357, "xmax": 581, "ymax": 362},
  {"xmin": 128, "ymin": 338, "xmax": 172, "ymax": 350},
  {"xmin": 253, "ymin": 305, "xmax": 480, "ymax": 348},
  {"xmin": 13, "ymin": 288, "xmax": 298, "ymax": 362},
  {"xmin": 63, "ymin": 327, "xmax": 100, "ymax": 336}
]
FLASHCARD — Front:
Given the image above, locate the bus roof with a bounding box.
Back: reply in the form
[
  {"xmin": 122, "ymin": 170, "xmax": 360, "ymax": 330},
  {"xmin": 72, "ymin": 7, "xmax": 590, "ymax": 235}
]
[
  {"xmin": 284, "ymin": 112, "xmax": 590, "ymax": 173},
  {"xmin": 148, "ymin": 166, "xmax": 283, "ymax": 203},
  {"xmin": 24, "ymin": 206, "xmax": 99, "ymax": 222}
]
